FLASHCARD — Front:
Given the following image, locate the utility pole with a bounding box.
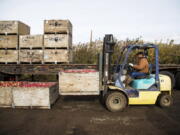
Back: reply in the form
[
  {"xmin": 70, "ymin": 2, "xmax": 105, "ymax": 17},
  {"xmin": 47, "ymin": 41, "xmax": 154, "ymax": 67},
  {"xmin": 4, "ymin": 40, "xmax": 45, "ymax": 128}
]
[{"xmin": 90, "ymin": 30, "xmax": 93, "ymax": 46}]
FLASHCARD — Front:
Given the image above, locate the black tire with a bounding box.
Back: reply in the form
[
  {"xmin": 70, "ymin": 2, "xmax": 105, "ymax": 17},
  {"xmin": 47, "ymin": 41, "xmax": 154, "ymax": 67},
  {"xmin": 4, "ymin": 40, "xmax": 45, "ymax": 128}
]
[
  {"xmin": 105, "ymin": 92, "xmax": 127, "ymax": 112},
  {"xmin": 175, "ymin": 72, "xmax": 180, "ymax": 89},
  {"xmin": 160, "ymin": 71, "xmax": 175, "ymax": 89},
  {"xmin": 158, "ymin": 94, "xmax": 173, "ymax": 108},
  {"xmin": 0, "ymin": 73, "xmax": 5, "ymax": 81},
  {"xmin": 99, "ymin": 94, "xmax": 105, "ymax": 106}
]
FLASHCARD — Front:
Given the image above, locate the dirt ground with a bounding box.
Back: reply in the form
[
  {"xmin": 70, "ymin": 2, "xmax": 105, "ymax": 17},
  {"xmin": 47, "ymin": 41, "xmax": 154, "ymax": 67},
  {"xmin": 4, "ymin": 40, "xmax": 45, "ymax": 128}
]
[{"xmin": 0, "ymin": 91, "xmax": 180, "ymax": 135}]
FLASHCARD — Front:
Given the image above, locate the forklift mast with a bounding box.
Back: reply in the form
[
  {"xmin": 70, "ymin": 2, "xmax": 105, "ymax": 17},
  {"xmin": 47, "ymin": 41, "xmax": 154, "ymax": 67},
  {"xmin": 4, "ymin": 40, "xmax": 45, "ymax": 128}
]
[{"xmin": 102, "ymin": 34, "xmax": 115, "ymax": 88}]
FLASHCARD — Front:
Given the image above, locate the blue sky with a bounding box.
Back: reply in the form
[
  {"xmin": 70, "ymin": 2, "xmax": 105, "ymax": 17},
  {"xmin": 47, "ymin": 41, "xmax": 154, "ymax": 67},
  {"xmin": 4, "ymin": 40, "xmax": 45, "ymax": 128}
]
[{"xmin": 1, "ymin": 0, "xmax": 180, "ymax": 43}]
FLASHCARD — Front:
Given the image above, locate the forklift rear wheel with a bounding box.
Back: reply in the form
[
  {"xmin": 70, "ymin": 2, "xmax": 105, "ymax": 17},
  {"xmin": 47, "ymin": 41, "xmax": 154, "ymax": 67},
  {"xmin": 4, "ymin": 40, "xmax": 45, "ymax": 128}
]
[
  {"xmin": 105, "ymin": 92, "xmax": 127, "ymax": 112},
  {"xmin": 158, "ymin": 94, "xmax": 173, "ymax": 108}
]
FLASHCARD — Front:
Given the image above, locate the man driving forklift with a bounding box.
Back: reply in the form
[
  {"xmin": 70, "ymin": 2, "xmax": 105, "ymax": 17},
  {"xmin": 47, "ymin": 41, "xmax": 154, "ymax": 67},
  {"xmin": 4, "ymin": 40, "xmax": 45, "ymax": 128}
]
[
  {"xmin": 124, "ymin": 51, "xmax": 149, "ymax": 86},
  {"xmin": 129, "ymin": 52, "xmax": 149, "ymax": 78}
]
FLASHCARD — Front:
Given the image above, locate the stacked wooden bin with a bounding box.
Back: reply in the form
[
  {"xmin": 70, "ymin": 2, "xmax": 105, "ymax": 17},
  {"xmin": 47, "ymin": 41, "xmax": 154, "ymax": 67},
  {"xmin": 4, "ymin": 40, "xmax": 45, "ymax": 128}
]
[
  {"xmin": 0, "ymin": 19, "xmax": 72, "ymax": 64},
  {"xmin": 19, "ymin": 34, "xmax": 44, "ymax": 64},
  {"xmin": 44, "ymin": 20, "xmax": 72, "ymax": 64},
  {"xmin": 0, "ymin": 21, "xmax": 30, "ymax": 64}
]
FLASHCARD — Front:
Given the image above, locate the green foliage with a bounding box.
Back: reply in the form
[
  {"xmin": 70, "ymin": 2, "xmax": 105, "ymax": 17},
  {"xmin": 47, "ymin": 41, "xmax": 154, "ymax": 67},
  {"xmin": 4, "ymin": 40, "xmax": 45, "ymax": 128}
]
[
  {"xmin": 72, "ymin": 39, "xmax": 180, "ymax": 64},
  {"xmin": 158, "ymin": 43, "xmax": 180, "ymax": 64},
  {"xmin": 73, "ymin": 42, "xmax": 100, "ymax": 64}
]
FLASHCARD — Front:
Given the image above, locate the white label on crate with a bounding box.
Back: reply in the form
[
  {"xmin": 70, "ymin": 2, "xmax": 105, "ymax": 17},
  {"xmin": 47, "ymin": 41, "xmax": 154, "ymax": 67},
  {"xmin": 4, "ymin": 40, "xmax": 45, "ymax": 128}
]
[
  {"xmin": 44, "ymin": 55, "xmax": 49, "ymax": 59},
  {"xmin": 105, "ymin": 71, "xmax": 108, "ymax": 76}
]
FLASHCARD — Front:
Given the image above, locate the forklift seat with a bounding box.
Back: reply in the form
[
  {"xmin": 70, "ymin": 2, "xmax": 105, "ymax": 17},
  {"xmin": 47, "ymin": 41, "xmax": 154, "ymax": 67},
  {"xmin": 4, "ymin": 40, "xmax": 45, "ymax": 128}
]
[
  {"xmin": 130, "ymin": 74, "xmax": 155, "ymax": 90},
  {"xmin": 134, "ymin": 64, "xmax": 154, "ymax": 79}
]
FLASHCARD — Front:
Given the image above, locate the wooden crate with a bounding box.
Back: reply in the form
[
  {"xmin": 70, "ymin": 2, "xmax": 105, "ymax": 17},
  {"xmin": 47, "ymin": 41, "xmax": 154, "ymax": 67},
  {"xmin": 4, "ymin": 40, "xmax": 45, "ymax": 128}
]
[
  {"xmin": 0, "ymin": 82, "xmax": 59, "ymax": 109},
  {"xmin": 44, "ymin": 34, "xmax": 72, "ymax": 48},
  {"xmin": 13, "ymin": 82, "xmax": 59, "ymax": 109},
  {"xmin": 0, "ymin": 21, "xmax": 30, "ymax": 35},
  {"xmin": 20, "ymin": 35, "xmax": 43, "ymax": 48},
  {"xmin": 44, "ymin": 20, "xmax": 72, "ymax": 34},
  {"xmin": 0, "ymin": 50, "xmax": 18, "ymax": 63},
  {"xmin": 0, "ymin": 35, "xmax": 18, "ymax": 48},
  {"xmin": 19, "ymin": 50, "xmax": 43, "ymax": 63},
  {"xmin": 59, "ymin": 69, "xmax": 99, "ymax": 95},
  {"xmin": 0, "ymin": 87, "xmax": 13, "ymax": 108},
  {"xmin": 44, "ymin": 49, "xmax": 72, "ymax": 63}
]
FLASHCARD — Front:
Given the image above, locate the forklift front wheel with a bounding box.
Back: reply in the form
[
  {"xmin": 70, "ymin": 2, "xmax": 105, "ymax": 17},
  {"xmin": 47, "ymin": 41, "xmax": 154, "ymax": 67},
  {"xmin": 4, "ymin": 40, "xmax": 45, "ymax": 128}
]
[
  {"xmin": 105, "ymin": 92, "xmax": 127, "ymax": 112},
  {"xmin": 158, "ymin": 94, "xmax": 173, "ymax": 108}
]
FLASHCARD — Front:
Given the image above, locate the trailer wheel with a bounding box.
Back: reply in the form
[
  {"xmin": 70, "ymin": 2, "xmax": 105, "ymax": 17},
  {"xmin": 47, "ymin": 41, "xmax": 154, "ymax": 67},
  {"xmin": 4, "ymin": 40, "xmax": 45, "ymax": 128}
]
[
  {"xmin": 105, "ymin": 92, "xmax": 127, "ymax": 112},
  {"xmin": 175, "ymin": 72, "xmax": 180, "ymax": 89},
  {"xmin": 0, "ymin": 73, "xmax": 4, "ymax": 81},
  {"xmin": 158, "ymin": 94, "xmax": 173, "ymax": 108},
  {"xmin": 160, "ymin": 71, "xmax": 175, "ymax": 89}
]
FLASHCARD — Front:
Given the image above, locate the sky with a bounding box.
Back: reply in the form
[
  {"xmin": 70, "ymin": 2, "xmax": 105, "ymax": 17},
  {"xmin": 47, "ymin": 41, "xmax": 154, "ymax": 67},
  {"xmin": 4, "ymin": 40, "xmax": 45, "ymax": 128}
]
[{"xmin": 1, "ymin": 0, "xmax": 180, "ymax": 44}]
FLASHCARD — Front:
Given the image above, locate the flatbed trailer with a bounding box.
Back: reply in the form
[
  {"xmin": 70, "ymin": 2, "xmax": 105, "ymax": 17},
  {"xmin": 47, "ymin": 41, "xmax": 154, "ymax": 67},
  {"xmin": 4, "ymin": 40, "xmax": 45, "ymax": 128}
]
[
  {"xmin": 0, "ymin": 63, "xmax": 180, "ymax": 88},
  {"xmin": 0, "ymin": 64, "xmax": 180, "ymax": 75}
]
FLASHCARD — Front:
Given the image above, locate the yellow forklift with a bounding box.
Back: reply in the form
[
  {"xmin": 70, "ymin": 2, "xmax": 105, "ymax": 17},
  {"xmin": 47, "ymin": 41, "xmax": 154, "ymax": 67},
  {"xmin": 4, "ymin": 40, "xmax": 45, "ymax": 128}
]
[{"xmin": 100, "ymin": 35, "xmax": 173, "ymax": 112}]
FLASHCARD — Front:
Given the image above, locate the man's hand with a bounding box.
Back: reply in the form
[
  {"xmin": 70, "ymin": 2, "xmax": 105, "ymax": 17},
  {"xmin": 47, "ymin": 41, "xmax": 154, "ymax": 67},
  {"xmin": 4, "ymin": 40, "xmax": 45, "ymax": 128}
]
[{"xmin": 129, "ymin": 63, "xmax": 134, "ymax": 67}]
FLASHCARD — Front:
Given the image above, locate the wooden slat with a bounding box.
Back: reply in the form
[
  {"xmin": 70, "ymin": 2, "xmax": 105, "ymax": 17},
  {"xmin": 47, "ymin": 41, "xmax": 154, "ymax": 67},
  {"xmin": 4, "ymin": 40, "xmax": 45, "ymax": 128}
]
[
  {"xmin": 44, "ymin": 34, "xmax": 72, "ymax": 48},
  {"xmin": 20, "ymin": 35, "xmax": 43, "ymax": 48},
  {"xmin": 19, "ymin": 50, "xmax": 43, "ymax": 63},
  {"xmin": 44, "ymin": 20, "xmax": 72, "ymax": 34},
  {"xmin": 0, "ymin": 35, "xmax": 18, "ymax": 48},
  {"xmin": 44, "ymin": 49, "xmax": 71, "ymax": 63},
  {"xmin": 18, "ymin": 21, "xmax": 31, "ymax": 35},
  {"xmin": 0, "ymin": 21, "xmax": 30, "ymax": 35},
  {"xmin": 0, "ymin": 50, "xmax": 18, "ymax": 62}
]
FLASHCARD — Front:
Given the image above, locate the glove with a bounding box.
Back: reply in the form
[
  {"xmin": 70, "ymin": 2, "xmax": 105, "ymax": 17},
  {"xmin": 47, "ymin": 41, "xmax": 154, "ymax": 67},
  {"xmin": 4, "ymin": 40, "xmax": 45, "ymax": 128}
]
[{"xmin": 129, "ymin": 63, "xmax": 134, "ymax": 67}]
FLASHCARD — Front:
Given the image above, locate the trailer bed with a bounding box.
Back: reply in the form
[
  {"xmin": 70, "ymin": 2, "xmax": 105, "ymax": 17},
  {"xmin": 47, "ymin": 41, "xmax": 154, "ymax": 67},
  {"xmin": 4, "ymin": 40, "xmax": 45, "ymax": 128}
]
[{"xmin": 0, "ymin": 64, "xmax": 180, "ymax": 75}]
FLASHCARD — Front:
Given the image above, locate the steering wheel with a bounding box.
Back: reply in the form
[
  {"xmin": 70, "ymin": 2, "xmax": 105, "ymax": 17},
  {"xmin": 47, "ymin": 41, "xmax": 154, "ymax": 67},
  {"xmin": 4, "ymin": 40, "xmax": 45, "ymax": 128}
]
[{"xmin": 127, "ymin": 64, "xmax": 135, "ymax": 73}]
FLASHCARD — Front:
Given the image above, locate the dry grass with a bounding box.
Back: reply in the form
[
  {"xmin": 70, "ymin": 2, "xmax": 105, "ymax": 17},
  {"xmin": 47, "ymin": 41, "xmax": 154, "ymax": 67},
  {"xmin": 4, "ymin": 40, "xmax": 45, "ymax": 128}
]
[{"xmin": 73, "ymin": 38, "xmax": 180, "ymax": 64}]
